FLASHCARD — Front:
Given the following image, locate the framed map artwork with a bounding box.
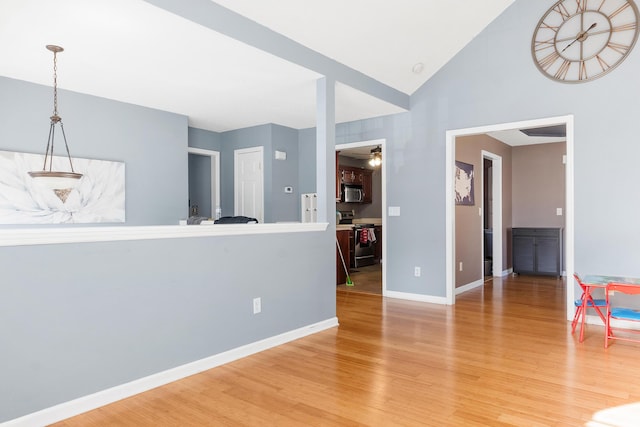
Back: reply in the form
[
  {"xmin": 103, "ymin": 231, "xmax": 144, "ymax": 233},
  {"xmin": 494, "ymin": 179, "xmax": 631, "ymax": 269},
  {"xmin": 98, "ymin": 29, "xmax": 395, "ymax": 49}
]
[{"xmin": 454, "ymin": 161, "xmax": 474, "ymax": 206}]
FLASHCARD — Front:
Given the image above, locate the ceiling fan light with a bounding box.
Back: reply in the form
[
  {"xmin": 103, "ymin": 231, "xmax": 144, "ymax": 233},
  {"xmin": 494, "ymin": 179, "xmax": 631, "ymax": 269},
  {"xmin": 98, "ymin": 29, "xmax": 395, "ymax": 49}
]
[{"xmin": 369, "ymin": 146, "xmax": 382, "ymax": 167}]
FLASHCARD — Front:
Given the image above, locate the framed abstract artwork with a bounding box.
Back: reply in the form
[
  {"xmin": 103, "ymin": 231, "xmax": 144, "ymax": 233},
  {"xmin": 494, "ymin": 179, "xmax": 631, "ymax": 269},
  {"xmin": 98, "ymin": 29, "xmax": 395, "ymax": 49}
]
[{"xmin": 0, "ymin": 150, "xmax": 125, "ymax": 224}]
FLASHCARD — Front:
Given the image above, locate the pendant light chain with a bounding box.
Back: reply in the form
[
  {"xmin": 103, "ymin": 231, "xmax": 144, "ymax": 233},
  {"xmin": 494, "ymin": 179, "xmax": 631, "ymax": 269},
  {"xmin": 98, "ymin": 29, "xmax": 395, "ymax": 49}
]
[{"xmin": 52, "ymin": 49, "xmax": 59, "ymax": 119}]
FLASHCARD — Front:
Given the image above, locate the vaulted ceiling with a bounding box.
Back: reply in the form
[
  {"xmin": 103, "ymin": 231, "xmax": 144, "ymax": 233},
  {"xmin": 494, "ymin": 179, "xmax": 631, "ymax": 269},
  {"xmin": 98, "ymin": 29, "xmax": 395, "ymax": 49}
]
[{"xmin": 0, "ymin": 0, "xmax": 514, "ymax": 132}]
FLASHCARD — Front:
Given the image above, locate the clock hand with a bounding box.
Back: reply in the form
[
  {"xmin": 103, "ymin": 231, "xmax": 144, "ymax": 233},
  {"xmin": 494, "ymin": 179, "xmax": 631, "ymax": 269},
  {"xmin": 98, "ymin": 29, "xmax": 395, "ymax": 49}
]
[{"xmin": 561, "ymin": 22, "xmax": 597, "ymax": 53}]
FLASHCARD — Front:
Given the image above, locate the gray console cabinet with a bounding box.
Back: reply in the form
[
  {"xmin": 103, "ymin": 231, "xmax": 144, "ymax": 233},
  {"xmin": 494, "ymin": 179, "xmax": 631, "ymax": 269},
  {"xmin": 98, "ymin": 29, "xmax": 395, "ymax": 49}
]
[{"xmin": 512, "ymin": 228, "xmax": 563, "ymax": 276}]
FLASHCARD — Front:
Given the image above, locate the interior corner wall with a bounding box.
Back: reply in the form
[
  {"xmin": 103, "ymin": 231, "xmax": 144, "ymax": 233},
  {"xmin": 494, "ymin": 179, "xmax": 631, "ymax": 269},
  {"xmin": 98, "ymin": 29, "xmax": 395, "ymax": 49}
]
[
  {"xmin": 455, "ymin": 135, "xmax": 512, "ymax": 287},
  {"xmin": 0, "ymin": 76, "xmax": 188, "ymax": 226},
  {"xmin": 408, "ymin": 0, "xmax": 640, "ymax": 296},
  {"xmin": 218, "ymin": 123, "xmax": 300, "ymax": 223},
  {"xmin": 220, "ymin": 124, "xmax": 272, "ymax": 220},
  {"xmin": 512, "ymin": 142, "xmax": 566, "ymax": 228},
  {"xmin": 188, "ymin": 127, "xmax": 222, "ymax": 151},
  {"xmin": 188, "ymin": 153, "xmax": 212, "ymax": 217},
  {"xmin": 271, "ymin": 124, "xmax": 300, "ymax": 222},
  {"xmin": 298, "ymin": 127, "xmax": 317, "ymax": 196}
]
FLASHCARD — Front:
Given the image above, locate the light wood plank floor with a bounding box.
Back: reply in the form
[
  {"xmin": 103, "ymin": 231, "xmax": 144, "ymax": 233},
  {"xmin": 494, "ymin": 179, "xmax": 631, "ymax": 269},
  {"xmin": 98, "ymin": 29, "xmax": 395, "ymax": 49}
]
[
  {"xmin": 336, "ymin": 264, "xmax": 382, "ymax": 295},
  {"xmin": 54, "ymin": 275, "xmax": 640, "ymax": 426}
]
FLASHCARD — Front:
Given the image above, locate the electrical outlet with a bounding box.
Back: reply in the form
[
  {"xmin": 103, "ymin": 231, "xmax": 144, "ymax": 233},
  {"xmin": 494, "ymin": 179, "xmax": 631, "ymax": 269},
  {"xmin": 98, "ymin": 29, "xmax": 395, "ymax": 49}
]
[
  {"xmin": 253, "ymin": 297, "xmax": 261, "ymax": 314},
  {"xmin": 459, "ymin": 262, "xmax": 463, "ymax": 272},
  {"xmin": 414, "ymin": 266, "xmax": 421, "ymax": 277}
]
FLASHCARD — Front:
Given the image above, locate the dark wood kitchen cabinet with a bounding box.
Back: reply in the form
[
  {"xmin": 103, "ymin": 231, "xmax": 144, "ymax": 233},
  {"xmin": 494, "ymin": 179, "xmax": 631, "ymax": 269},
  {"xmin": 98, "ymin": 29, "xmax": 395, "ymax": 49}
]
[
  {"xmin": 339, "ymin": 165, "xmax": 373, "ymax": 203},
  {"xmin": 512, "ymin": 228, "xmax": 562, "ymax": 277},
  {"xmin": 335, "ymin": 151, "xmax": 341, "ymax": 201},
  {"xmin": 340, "ymin": 166, "xmax": 362, "ymax": 184},
  {"xmin": 336, "ymin": 229, "xmax": 351, "ymax": 285},
  {"xmin": 362, "ymin": 170, "xmax": 372, "ymax": 204}
]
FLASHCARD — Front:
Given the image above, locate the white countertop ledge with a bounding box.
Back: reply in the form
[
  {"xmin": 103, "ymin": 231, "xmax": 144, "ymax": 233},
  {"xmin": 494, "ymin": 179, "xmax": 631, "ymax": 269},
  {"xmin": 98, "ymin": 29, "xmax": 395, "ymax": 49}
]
[{"xmin": 0, "ymin": 222, "xmax": 329, "ymax": 247}]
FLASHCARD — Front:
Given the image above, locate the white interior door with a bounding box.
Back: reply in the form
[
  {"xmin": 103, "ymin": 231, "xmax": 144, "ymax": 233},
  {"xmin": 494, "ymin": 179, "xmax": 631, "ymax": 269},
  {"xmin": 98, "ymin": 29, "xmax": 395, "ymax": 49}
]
[{"xmin": 234, "ymin": 146, "xmax": 264, "ymax": 223}]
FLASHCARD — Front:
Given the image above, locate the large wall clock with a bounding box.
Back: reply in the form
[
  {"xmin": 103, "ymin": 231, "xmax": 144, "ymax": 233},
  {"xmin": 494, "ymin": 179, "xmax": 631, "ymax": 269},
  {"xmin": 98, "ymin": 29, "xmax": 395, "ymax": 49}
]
[{"xmin": 532, "ymin": 0, "xmax": 639, "ymax": 83}]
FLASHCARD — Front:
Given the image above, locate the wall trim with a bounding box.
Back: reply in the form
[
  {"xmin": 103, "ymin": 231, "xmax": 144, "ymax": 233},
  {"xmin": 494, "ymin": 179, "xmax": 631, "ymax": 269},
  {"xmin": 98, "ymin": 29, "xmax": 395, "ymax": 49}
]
[
  {"xmin": 384, "ymin": 290, "xmax": 450, "ymax": 305},
  {"xmin": 455, "ymin": 279, "xmax": 484, "ymax": 295},
  {"xmin": 0, "ymin": 222, "xmax": 328, "ymax": 247},
  {"xmin": 581, "ymin": 314, "xmax": 640, "ymax": 331},
  {"xmin": 1, "ymin": 317, "xmax": 339, "ymax": 427}
]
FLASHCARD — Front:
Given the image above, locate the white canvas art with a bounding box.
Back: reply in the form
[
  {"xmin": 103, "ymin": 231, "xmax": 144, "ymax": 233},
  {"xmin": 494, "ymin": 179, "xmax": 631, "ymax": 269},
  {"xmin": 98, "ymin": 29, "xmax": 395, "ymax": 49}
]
[{"xmin": 0, "ymin": 150, "xmax": 125, "ymax": 224}]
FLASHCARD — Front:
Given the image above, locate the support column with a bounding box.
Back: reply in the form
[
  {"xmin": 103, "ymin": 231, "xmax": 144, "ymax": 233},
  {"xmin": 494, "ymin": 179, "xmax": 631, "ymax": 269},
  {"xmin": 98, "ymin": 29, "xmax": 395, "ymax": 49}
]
[{"xmin": 316, "ymin": 77, "xmax": 336, "ymax": 225}]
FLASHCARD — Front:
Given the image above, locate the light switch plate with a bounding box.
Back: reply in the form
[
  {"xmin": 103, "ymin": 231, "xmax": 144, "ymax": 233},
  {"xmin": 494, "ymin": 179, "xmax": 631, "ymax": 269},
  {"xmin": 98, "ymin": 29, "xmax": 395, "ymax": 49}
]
[{"xmin": 388, "ymin": 206, "xmax": 400, "ymax": 216}]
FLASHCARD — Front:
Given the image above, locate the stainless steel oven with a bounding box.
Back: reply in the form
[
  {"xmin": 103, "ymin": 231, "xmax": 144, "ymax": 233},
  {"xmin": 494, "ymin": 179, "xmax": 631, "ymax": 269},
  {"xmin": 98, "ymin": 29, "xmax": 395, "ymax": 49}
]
[{"xmin": 354, "ymin": 224, "xmax": 376, "ymax": 268}]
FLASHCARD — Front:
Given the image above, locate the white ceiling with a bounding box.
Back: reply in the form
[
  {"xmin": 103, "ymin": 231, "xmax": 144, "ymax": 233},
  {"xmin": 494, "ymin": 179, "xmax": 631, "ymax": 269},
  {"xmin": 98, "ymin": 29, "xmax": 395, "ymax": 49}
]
[{"xmin": 0, "ymin": 0, "xmax": 514, "ymax": 133}]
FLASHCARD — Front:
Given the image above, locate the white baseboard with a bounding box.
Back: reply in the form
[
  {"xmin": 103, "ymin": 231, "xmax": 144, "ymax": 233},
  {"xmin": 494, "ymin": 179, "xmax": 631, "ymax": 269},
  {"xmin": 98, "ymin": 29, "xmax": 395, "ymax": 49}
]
[
  {"xmin": 384, "ymin": 290, "xmax": 449, "ymax": 305},
  {"xmin": 455, "ymin": 279, "xmax": 484, "ymax": 295},
  {"xmin": 501, "ymin": 268, "xmax": 513, "ymax": 276},
  {"xmin": 1, "ymin": 317, "xmax": 339, "ymax": 427},
  {"xmin": 582, "ymin": 314, "xmax": 640, "ymax": 331}
]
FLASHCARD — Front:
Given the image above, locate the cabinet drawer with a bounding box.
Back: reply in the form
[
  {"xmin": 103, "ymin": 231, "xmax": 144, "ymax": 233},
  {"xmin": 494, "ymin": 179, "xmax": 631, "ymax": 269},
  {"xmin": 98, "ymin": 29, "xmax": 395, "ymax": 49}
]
[
  {"xmin": 512, "ymin": 228, "xmax": 560, "ymax": 237},
  {"xmin": 533, "ymin": 228, "xmax": 561, "ymax": 237}
]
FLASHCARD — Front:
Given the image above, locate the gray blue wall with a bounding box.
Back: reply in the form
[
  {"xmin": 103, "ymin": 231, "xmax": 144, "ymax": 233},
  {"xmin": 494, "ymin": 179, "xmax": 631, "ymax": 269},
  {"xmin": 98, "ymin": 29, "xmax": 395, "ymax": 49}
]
[
  {"xmin": 190, "ymin": 123, "xmax": 301, "ymax": 222},
  {"xmin": 270, "ymin": 124, "xmax": 300, "ymax": 222},
  {"xmin": 188, "ymin": 127, "xmax": 221, "ymax": 151},
  {"xmin": 406, "ymin": 0, "xmax": 640, "ymax": 295},
  {"xmin": 0, "ymin": 76, "xmax": 188, "ymax": 227},
  {"xmin": 188, "ymin": 153, "xmax": 211, "ymax": 217},
  {"xmin": 298, "ymin": 127, "xmax": 317, "ymax": 196},
  {"xmin": 0, "ymin": 231, "xmax": 334, "ymax": 422},
  {"xmin": 5, "ymin": 0, "xmax": 640, "ymax": 421},
  {"xmin": 218, "ymin": 124, "xmax": 272, "ymax": 220},
  {"xmin": 0, "ymin": 77, "xmax": 335, "ymax": 423}
]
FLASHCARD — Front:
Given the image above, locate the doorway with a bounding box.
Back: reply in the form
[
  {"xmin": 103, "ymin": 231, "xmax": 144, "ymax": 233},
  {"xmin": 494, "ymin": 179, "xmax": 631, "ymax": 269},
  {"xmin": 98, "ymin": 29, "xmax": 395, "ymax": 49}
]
[
  {"xmin": 187, "ymin": 147, "xmax": 220, "ymax": 219},
  {"xmin": 335, "ymin": 139, "xmax": 387, "ymax": 296},
  {"xmin": 234, "ymin": 146, "xmax": 264, "ymax": 223},
  {"xmin": 482, "ymin": 150, "xmax": 503, "ymax": 280},
  {"xmin": 446, "ymin": 115, "xmax": 575, "ymax": 321}
]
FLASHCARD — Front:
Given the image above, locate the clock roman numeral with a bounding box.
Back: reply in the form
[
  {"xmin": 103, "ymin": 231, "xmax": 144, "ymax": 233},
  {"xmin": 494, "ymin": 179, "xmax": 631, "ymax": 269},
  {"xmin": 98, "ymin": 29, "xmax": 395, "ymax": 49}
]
[
  {"xmin": 612, "ymin": 22, "xmax": 637, "ymax": 32},
  {"xmin": 539, "ymin": 51, "xmax": 561, "ymax": 70},
  {"xmin": 534, "ymin": 38, "xmax": 556, "ymax": 53},
  {"xmin": 607, "ymin": 41, "xmax": 631, "ymax": 55},
  {"xmin": 595, "ymin": 54, "xmax": 612, "ymax": 72},
  {"xmin": 554, "ymin": 60, "xmax": 572, "ymax": 79},
  {"xmin": 575, "ymin": 0, "xmax": 587, "ymax": 13},
  {"xmin": 540, "ymin": 22, "xmax": 561, "ymax": 32},
  {"xmin": 609, "ymin": 2, "xmax": 631, "ymax": 19},
  {"xmin": 578, "ymin": 60, "xmax": 588, "ymax": 80},
  {"xmin": 553, "ymin": 2, "xmax": 572, "ymax": 20}
]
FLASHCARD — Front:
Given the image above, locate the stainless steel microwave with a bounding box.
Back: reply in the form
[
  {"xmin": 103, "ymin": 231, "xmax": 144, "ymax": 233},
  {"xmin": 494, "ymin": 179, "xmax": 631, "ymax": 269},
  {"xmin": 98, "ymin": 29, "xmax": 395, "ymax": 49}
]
[{"xmin": 341, "ymin": 184, "xmax": 363, "ymax": 203}]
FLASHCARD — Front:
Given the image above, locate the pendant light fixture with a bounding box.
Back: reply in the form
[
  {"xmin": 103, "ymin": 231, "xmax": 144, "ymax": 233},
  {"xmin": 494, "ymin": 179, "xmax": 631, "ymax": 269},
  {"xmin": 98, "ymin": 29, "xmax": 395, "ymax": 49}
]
[
  {"xmin": 28, "ymin": 45, "xmax": 82, "ymax": 198},
  {"xmin": 368, "ymin": 145, "xmax": 382, "ymax": 167}
]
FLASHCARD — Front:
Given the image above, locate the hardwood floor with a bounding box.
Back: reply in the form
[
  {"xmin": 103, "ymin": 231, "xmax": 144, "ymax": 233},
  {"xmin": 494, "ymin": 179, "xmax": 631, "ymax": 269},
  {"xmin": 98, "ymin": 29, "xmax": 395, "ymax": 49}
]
[
  {"xmin": 336, "ymin": 263, "xmax": 382, "ymax": 295},
  {"xmin": 54, "ymin": 275, "xmax": 640, "ymax": 426}
]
